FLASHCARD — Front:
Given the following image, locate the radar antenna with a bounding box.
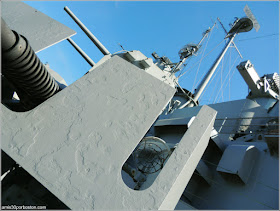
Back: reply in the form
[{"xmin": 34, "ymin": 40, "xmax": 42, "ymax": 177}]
[{"xmin": 244, "ymin": 5, "xmax": 260, "ymax": 32}]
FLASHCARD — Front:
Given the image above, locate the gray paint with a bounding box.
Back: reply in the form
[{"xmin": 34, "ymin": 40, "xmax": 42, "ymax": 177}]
[
  {"xmin": 117, "ymin": 51, "xmax": 178, "ymax": 88},
  {"xmin": 217, "ymin": 145, "xmax": 259, "ymax": 184},
  {"xmin": 158, "ymin": 105, "xmax": 216, "ymax": 209},
  {"xmin": 155, "ymin": 98, "xmax": 272, "ymax": 149},
  {"xmin": 190, "ymin": 145, "xmax": 279, "ymax": 210},
  {"xmin": 167, "ymin": 99, "xmax": 274, "ymax": 140},
  {"xmin": 155, "ymin": 98, "xmax": 278, "ymax": 210},
  {"xmin": 1, "ymin": 2, "xmax": 277, "ymax": 208},
  {"xmin": 0, "ymin": 54, "xmax": 167, "ymax": 209},
  {"xmin": 196, "ymin": 160, "xmax": 213, "ymax": 185},
  {"xmin": 1, "ymin": 1, "xmax": 76, "ymax": 53},
  {"xmin": 1, "ymin": 54, "xmax": 219, "ymax": 209}
]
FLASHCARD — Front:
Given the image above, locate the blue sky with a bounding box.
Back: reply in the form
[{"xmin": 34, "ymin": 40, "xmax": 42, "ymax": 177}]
[{"xmin": 24, "ymin": 1, "xmax": 279, "ymax": 105}]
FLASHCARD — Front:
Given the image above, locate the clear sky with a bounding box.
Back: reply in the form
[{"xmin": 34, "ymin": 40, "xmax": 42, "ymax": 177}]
[{"xmin": 24, "ymin": 1, "xmax": 279, "ymax": 105}]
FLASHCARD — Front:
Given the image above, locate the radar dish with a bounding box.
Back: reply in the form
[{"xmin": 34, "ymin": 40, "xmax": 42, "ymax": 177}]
[
  {"xmin": 244, "ymin": 5, "xmax": 260, "ymax": 32},
  {"xmin": 133, "ymin": 137, "xmax": 171, "ymax": 174}
]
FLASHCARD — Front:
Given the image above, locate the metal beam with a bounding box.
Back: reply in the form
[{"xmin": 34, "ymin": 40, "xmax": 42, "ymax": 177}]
[
  {"xmin": 67, "ymin": 37, "xmax": 95, "ymax": 67},
  {"xmin": 64, "ymin": 6, "xmax": 110, "ymax": 56}
]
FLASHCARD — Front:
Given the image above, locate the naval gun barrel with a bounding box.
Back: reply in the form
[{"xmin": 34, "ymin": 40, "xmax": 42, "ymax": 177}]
[
  {"xmin": 1, "ymin": 18, "xmax": 61, "ymax": 110},
  {"xmin": 64, "ymin": 6, "xmax": 111, "ymax": 56}
]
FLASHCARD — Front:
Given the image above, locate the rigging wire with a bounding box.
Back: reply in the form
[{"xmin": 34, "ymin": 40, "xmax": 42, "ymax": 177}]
[
  {"xmin": 192, "ymin": 38, "xmax": 228, "ymax": 90},
  {"xmin": 190, "ymin": 40, "xmax": 228, "ymax": 92},
  {"xmin": 213, "ymin": 54, "xmax": 240, "ymax": 103},
  {"xmin": 177, "ymin": 32, "xmax": 278, "ymax": 104},
  {"xmin": 238, "ymin": 33, "xmax": 279, "ymax": 42},
  {"xmin": 205, "ymin": 56, "xmax": 226, "ymax": 104},
  {"xmin": 177, "ymin": 56, "xmax": 193, "ymax": 78},
  {"xmin": 198, "ymin": 67, "xmax": 220, "ymax": 102},
  {"xmin": 216, "ymin": 59, "xmax": 240, "ymax": 103},
  {"xmin": 191, "ymin": 27, "xmax": 214, "ymax": 92},
  {"xmin": 213, "ymin": 50, "xmax": 239, "ymax": 103},
  {"xmin": 198, "ymin": 58, "xmax": 223, "ymax": 103},
  {"xmin": 217, "ymin": 46, "xmax": 231, "ymax": 103},
  {"xmin": 199, "ymin": 43, "xmax": 242, "ymax": 104},
  {"xmin": 198, "ymin": 47, "xmax": 232, "ymax": 103},
  {"xmin": 177, "ymin": 39, "xmax": 225, "ymax": 81}
]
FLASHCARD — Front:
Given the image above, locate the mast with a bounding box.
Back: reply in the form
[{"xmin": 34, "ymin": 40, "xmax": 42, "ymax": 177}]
[
  {"xmin": 178, "ymin": 33, "xmax": 237, "ymax": 108},
  {"xmin": 179, "ymin": 9, "xmax": 259, "ymax": 108},
  {"xmin": 193, "ymin": 33, "xmax": 236, "ymax": 102},
  {"xmin": 171, "ymin": 22, "xmax": 216, "ymax": 74}
]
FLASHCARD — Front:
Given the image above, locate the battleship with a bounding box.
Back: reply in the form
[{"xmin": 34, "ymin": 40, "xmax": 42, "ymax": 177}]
[{"xmin": 1, "ymin": 1, "xmax": 279, "ymax": 210}]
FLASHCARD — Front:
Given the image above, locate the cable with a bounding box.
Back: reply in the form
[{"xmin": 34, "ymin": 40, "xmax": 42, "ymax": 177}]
[
  {"xmin": 222, "ymin": 56, "xmax": 242, "ymax": 102},
  {"xmin": 191, "ymin": 27, "xmax": 214, "ymax": 92},
  {"xmin": 238, "ymin": 33, "xmax": 279, "ymax": 42},
  {"xmin": 206, "ymin": 66, "xmax": 221, "ymax": 104},
  {"xmin": 193, "ymin": 39, "xmax": 228, "ymax": 90},
  {"xmin": 205, "ymin": 54, "xmax": 228, "ymax": 104},
  {"xmin": 198, "ymin": 61, "xmax": 222, "ymax": 103},
  {"xmin": 212, "ymin": 48, "xmax": 232, "ymax": 103},
  {"xmin": 177, "ymin": 56, "xmax": 193, "ymax": 78},
  {"xmin": 178, "ymin": 39, "xmax": 225, "ymax": 81},
  {"xmin": 213, "ymin": 54, "xmax": 240, "ymax": 103},
  {"xmin": 180, "ymin": 38, "xmax": 231, "ymax": 104},
  {"xmin": 216, "ymin": 61, "xmax": 239, "ymax": 103},
  {"xmin": 197, "ymin": 47, "xmax": 233, "ymax": 103}
]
